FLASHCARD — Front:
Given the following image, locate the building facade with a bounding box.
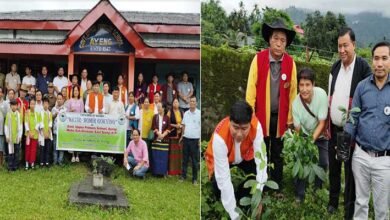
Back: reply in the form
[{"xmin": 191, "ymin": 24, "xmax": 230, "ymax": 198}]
[{"xmin": 0, "ymin": 0, "xmax": 200, "ymax": 97}]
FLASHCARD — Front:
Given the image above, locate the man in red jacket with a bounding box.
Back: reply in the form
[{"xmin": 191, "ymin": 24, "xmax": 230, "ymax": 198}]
[{"xmin": 246, "ymin": 19, "xmax": 297, "ymax": 193}]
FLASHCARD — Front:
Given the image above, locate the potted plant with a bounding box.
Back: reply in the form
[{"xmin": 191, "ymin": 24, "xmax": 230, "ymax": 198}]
[
  {"xmin": 92, "ymin": 159, "xmax": 104, "ymax": 189},
  {"xmin": 90, "ymin": 155, "xmax": 116, "ymax": 177},
  {"xmin": 91, "ymin": 155, "xmax": 116, "ymax": 189},
  {"xmin": 336, "ymin": 106, "xmax": 361, "ymax": 161}
]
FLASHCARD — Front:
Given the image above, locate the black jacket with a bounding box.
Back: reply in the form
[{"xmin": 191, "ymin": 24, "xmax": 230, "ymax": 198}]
[{"xmin": 329, "ymin": 56, "xmax": 372, "ymax": 98}]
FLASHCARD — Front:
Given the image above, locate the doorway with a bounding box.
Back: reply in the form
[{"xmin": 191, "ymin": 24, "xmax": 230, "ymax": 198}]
[{"xmin": 75, "ymin": 55, "xmax": 128, "ymax": 90}]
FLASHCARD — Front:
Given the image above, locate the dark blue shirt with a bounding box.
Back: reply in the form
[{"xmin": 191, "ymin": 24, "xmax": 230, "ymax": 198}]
[
  {"xmin": 345, "ymin": 73, "xmax": 390, "ymax": 151},
  {"xmin": 36, "ymin": 74, "xmax": 52, "ymax": 94}
]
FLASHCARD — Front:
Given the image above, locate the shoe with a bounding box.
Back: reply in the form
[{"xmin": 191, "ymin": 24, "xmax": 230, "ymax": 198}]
[
  {"xmin": 71, "ymin": 156, "xmax": 76, "ymax": 163},
  {"xmin": 192, "ymin": 180, "xmax": 198, "ymax": 185},
  {"xmin": 45, "ymin": 163, "xmax": 49, "ymax": 167},
  {"xmin": 25, "ymin": 166, "xmax": 29, "ymax": 170},
  {"xmin": 75, "ymin": 157, "xmax": 79, "ymax": 162},
  {"xmin": 31, "ymin": 165, "xmax": 35, "ymax": 169},
  {"xmin": 179, "ymin": 177, "xmax": 185, "ymax": 182},
  {"xmin": 327, "ymin": 205, "xmax": 337, "ymax": 214}
]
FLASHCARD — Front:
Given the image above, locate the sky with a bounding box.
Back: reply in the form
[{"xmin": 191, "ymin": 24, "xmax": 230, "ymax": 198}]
[
  {"xmin": 216, "ymin": 0, "xmax": 390, "ymax": 17},
  {"xmin": 0, "ymin": 0, "xmax": 200, "ymax": 13}
]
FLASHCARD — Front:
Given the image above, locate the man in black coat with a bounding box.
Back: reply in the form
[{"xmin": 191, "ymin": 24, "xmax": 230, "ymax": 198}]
[{"xmin": 327, "ymin": 27, "xmax": 371, "ymax": 219}]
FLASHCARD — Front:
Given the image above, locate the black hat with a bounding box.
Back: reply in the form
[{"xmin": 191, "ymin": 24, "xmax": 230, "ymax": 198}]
[{"xmin": 262, "ymin": 19, "xmax": 296, "ymax": 47}]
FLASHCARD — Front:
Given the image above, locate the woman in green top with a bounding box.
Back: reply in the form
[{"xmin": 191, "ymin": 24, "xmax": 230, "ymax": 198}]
[{"xmin": 24, "ymin": 97, "xmax": 40, "ymax": 170}]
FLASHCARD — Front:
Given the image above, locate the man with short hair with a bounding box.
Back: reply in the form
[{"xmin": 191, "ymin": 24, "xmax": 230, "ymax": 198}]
[
  {"xmin": 246, "ymin": 19, "xmax": 297, "ymax": 192},
  {"xmin": 205, "ymin": 101, "xmax": 267, "ymax": 219},
  {"xmin": 22, "ymin": 66, "xmax": 36, "ymax": 89},
  {"xmin": 53, "ymin": 67, "xmax": 68, "ymax": 94},
  {"xmin": 108, "ymin": 86, "xmax": 125, "ymax": 116},
  {"xmin": 52, "ymin": 93, "xmax": 67, "ymax": 165},
  {"xmin": 292, "ymin": 68, "xmax": 329, "ymax": 203},
  {"xmin": 345, "ymin": 41, "xmax": 390, "ymax": 220},
  {"xmin": 177, "ymin": 71, "xmax": 193, "ymax": 113},
  {"xmin": 36, "ymin": 66, "xmax": 52, "ymax": 95},
  {"xmin": 5, "ymin": 63, "xmax": 21, "ymax": 94},
  {"xmin": 327, "ymin": 27, "xmax": 372, "ymax": 218},
  {"xmin": 96, "ymin": 70, "xmax": 104, "ymax": 93},
  {"xmin": 180, "ymin": 96, "xmax": 201, "ymax": 185},
  {"xmin": 103, "ymin": 82, "xmax": 112, "ymax": 114},
  {"xmin": 85, "ymin": 81, "xmax": 105, "ymax": 114},
  {"xmin": 80, "ymin": 68, "xmax": 88, "ymax": 96},
  {"xmin": 46, "ymin": 82, "xmax": 56, "ymax": 110}
]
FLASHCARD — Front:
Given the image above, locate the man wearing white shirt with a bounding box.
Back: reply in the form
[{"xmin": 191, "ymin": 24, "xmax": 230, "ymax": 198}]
[
  {"xmin": 327, "ymin": 27, "xmax": 371, "ymax": 218},
  {"xmin": 103, "ymin": 82, "xmax": 112, "ymax": 114},
  {"xmin": 22, "ymin": 66, "xmax": 36, "ymax": 89},
  {"xmin": 53, "ymin": 67, "xmax": 69, "ymax": 94},
  {"xmin": 205, "ymin": 101, "xmax": 267, "ymax": 220},
  {"xmin": 108, "ymin": 87, "xmax": 125, "ymax": 116},
  {"xmin": 80, "ymin": 68, "xmax": 88, "ymax": 96},
  {"xmin": 180, "ymin": 96, "xmax": 201, "ymax": 185}
]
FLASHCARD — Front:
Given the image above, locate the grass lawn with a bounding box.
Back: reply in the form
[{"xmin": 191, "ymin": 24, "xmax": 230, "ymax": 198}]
[{"xmin": 0, "ymin": 163, "xmax": 200, "ymax": 219}]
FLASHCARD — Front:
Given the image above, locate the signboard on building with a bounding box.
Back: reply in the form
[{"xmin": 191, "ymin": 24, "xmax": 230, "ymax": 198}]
[
  {"xmin": 57, "ymin": 112, "xmax": 127, "ymax": 154},
  {"xmin": 74, "ymin": 20, "xmax": 133, "ymax": 53}
]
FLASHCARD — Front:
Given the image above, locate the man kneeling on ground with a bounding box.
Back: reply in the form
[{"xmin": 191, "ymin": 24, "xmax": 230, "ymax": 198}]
[{"xmin": 205, "ymin": 101, "xmax": 267, "ymax": 219}]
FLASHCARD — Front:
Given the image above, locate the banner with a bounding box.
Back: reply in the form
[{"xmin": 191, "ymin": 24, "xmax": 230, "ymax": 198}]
[{"xmin": 57, "ymin": 112, "xmax": 126, "ymax": 154}]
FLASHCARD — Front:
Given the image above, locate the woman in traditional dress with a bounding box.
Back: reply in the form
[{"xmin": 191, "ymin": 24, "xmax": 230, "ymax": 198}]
[
  {"xmin": 151, "ymin": 103, "xmax": 170, "ymax": 176},
  {"xmin": 167, "ymin": 98, "xmax": 183, "ymax": 175},
  {"xmin": 134, "ymin": 73, "xmax": 147, "ymax": 105}
]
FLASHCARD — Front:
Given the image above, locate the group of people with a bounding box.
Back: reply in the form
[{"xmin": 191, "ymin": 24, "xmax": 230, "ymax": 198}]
[
  {"xmin": 124, "ymin": 71, "xmax": 200, "ymax": 183},
  {"xmin": 205, "ymin": 19, "xmax": 389, "ymax": 220},
  {"xmin": 0, "ymin": 64, "xmax": 201, "ymax": 185}
]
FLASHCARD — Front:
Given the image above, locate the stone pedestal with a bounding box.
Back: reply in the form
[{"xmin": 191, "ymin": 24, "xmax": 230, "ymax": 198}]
[{"xmin": 69, "ymin": 175, "xmax": 129, "ymax": 208}]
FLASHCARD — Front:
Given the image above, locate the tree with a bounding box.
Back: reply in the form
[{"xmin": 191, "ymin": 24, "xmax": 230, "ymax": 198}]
[
  {"xmin": 251, "ymin": 7, "xmax": 295, "ymax": 50},
  {"xmin": 222, "ymin": 29, "xmax": 247, "ymax": 49},
  {"xmin": 227, "ymin": 1, "xmax": 250, "ymax": 35},
  {"xmin": 201, "ymin": 20, "xmax": 224, "ymax": 46},
  {"xmin": 248, "ymin": 4, "xmax": 261, "ymax": 26},
  {"xmin": 201, "ymin": 0, "xmax": 229, "ymax": 46},
  {"xmin": 304, "ymin": 10, "xmax": 347, "ymax": 57}
]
